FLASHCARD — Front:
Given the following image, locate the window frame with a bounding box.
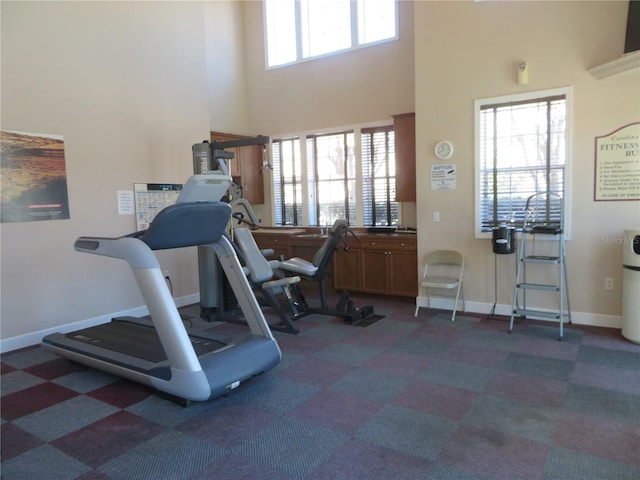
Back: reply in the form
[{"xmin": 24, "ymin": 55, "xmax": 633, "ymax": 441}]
[
  {"xmin": 271, "ymin": 121, "xmax": 399, "ymax": 227},
  {"xmin": 263, "ymin": 0, "xmax": 399, "ymax": 70},
  {"xmin": 474, "ymin": 87, "xmax": 572, "ymax": 239}
]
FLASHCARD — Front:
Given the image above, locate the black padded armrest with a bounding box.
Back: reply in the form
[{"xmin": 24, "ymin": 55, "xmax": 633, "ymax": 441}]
[{"xmin": 141, "ymin": 202, "xmax": 231, "ymax": 250}]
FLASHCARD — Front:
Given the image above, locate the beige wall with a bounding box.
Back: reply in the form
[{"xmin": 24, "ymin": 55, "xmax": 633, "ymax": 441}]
[
  {"xmin": 241, "ymin": 0, "xmax": 416, "ymax": 224},
  {"xmin": 205, "ymin": 0, "xmax": 250, "ymax": 134},
  {"xmin": 415, "ymin": 1, "xmax": 639, "ymax": 325},
  {"xmin": 0, "ymin": 1, "xmax": 241, "ymax": 346}
]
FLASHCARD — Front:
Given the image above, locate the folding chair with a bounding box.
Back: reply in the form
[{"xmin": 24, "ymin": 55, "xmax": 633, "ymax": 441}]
[{"xmin": 414, "ymin": 249, "xmax": 465, "ymax": 321}]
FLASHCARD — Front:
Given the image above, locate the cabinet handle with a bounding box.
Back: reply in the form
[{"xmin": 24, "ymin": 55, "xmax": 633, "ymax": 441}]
[
  {"xmin": 370, "ymin": 242, "xmax": 376, "ymax": 246},
  {"xmin": 400, "ymin": 243, "xmax": 405, "ymax": 247}
]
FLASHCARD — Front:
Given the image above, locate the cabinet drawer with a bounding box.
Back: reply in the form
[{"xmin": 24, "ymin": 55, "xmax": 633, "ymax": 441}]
[{"xmin": 360, "ymin": 238, "xmax": 416, "ymax": 251}]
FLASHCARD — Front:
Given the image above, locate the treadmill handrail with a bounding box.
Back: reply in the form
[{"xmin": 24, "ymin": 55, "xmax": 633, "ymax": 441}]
[{"xmin": 75, "ymin": 236, "xmax": 159, "ymax": 269}]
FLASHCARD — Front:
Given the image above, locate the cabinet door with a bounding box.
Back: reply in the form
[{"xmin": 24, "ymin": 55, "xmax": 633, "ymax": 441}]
[
  {"xmin": 252, "ymin": 233, "xmax": 291, "ymax": 260},
  {"xmin": 393, "ymin": 113, "xmax": 416, "ymax": 202},
  {"xmin": 388, "ymin": 250, "xmax": 418, "ymax": 296},
  {"xmin": 361, "ymin": 250, "xmax": 390, "ymax": 294},
  {"xmin": 333, "ymin": 248, "xmax": 361, "ymax": 291}
]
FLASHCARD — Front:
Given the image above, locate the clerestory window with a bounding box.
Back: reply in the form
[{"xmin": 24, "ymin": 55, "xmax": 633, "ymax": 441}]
[{"xmin": 264, "ymin": 0, "xmax": 398, "ymax": 68}]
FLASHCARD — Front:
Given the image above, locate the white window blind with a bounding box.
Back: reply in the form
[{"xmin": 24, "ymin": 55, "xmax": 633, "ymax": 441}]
[
  {"xmin": 477, "ymin": 92, "xmax": 568, "ymax": 233},
  {"xmin": 272, "ymin": 138, "xmax": 302, "ymax": 225},
  {"xmin": 362, "ymin": 126, "xmax": 398, "ymax": 226}
]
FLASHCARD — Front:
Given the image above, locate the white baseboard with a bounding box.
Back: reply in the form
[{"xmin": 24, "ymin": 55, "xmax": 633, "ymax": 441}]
[
  {"xmin": 1, "ymin": 293, "xmax": 200, "ymax": 354},
  {"xmin": 415, "ymin": 296, "xmax": 622, "ymax": 330}
]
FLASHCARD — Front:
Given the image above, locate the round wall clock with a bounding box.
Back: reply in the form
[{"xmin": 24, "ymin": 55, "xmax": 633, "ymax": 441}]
[{"xmin": 434, "ymin": 140, "xmax": 454, "ymax": 160}]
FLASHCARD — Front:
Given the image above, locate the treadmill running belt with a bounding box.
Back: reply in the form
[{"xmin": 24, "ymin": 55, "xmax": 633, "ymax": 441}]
[{"xmin": 66, "ymin": 321, "xmax": 226, "ymax": 363}]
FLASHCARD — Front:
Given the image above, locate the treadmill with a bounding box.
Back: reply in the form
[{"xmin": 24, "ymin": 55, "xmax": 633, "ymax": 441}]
[{"xmin": 42, "ymin": 173, "xmax": 281, "ymax": 403}]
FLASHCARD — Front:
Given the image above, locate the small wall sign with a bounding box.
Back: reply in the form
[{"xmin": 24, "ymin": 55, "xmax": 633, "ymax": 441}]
[
  {"xmin": 594, "ymin": 122, "xmax": 640, "ymax": 201},
  {"xmin": 431, "ymin": 163, "xmax": 456, "ymax": 191}
]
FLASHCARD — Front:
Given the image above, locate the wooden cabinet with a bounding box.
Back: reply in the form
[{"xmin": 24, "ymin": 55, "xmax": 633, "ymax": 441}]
[
  {"xmin": 252, "ymin": 230, "xmax": 417, "ymax": 298},
  {"xmin": 330, "ymin": 234, "xmax": 417, "ymax": 297},
  {"xmin": 250, "ymin": 231, "xmax": 293, "ymax": 260},
  {"xmin": 291, "ymin": 235, "xmax": 324, "ymax": 262},
  {"xmin": 360, "ymin": 236, "xmax": 418, "ymax": 297},
  {"xmin": 333, "ymin": 248, "xmax": 361, "ymax": 291},
  {"xmin": 393, "ymin": 113, "xmax": 416, "ymax": 202},
  {"xmin": 210, "ymin": 132, "xmax": 265, "ymax": 205}
]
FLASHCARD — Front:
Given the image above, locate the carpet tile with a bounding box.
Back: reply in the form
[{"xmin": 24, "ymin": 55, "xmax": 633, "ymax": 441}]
[
  {"xmin": 290, "ymin": 388, "xmax": 383, "ymax": 434},
  {"xmin": 2, "ymin": 443, "xmax": 93, "ymax": 480},
  {"xmin": 437, "ymin": 424, "xmax": 550, "ymax": 480},
  {"xmin": 13, "ymin": 395, "xmax": 120, "ymax": 442},
  {"xmin": 542, "ymin": 447, "xmax": 640, "ymax": 480},
  {"xmin": 363, "ymin": 349, "xmax": 431, "ymax": 378},
  {"xmin": 564, "ymin": 382, "xmax": 640, "ymax": 425},
  {"xmin": 331, "ymin": 366, "xmax": 411, "ymax": 402},
  {"xmin": 484, "ymin": 370, "xmax": 568, "ymax": 408},
  {"xmin": 2, "ymin": 298, "xmax": 639, "ymax": 480},
  {"xmin": 552, "ymin": 411, "xmax": 640, "ymax": 466},
  {"xmin": 231, "ymin": 416, "xmax": 349, "ymax": 479},
  {"xmin": 355, "ymin": 404, "xmax": 457, "ymax": 460},
  {"xmin": 307, "ymin": 438, "xmax": 432, "ymax": 480},
  {"xmin": 502, "ymin": 352, "xmax": 574, "ymax": 381},
  {"xmin": 463, "ymin": 394, "xmax": 558, "ymax": 443},
  {"xmin": 98, "ymin": 430, "xmax": 225, "ymax": 480},
  {"xmin": 392, "ymin": 378, "xmax": 478, "ymax": 420},
  {"xmin": 421, "ymin": 358, "xmax": 496, "ymax": 392}
]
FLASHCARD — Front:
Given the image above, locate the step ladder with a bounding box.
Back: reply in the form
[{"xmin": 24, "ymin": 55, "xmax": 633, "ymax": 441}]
[{"xmin": 509, "ymin": 193, "xmax": 572, "ymax": 340}]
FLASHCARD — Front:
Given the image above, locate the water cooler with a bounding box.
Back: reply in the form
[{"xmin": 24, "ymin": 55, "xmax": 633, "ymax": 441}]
[{"xmin": 622, "ymin": 229, "xmax": 640, "ymax": 344}]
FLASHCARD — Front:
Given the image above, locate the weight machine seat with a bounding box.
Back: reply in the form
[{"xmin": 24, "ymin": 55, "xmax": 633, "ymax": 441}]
[
  {"xmin": 279, "ymin": 219, "xmax": 349, "ymax": 277},
  {"xmin": 233, "ymin": 227, "xmax": 302, "ymax": 334},
  {"xmin": 233, "ymin": 227, "xmax": 301, "ymax": 291}
]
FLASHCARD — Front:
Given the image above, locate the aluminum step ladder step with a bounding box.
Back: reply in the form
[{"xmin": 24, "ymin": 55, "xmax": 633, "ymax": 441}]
[
  {"xmin": 523, "ymin": 255, "xmax": 561, "ymax": 264},
  {"xmin": 513, "ymin": 308, "xmax": 561, "ymax": 320},
  {"xmin": 516, "ymin": 283, "xmax": 560, "ymax": 292}
]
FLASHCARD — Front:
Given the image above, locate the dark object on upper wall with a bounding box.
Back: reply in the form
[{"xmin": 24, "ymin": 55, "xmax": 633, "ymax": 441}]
[{"xmin": 625, "ymin": 0, "xmax": 640, "ymax": 53}]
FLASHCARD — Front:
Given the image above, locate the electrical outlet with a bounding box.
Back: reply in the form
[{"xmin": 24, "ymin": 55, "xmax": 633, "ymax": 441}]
[
  {"xmin": 604, "ymin": 277, "xmax": 614, "ymax": 290},
  {"xmin": 433, "ymin": 211, "xmax": 440, "ymax": 223}
]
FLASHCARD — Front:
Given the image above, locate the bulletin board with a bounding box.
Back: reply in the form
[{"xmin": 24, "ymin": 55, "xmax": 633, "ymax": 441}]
[{"xmin": 134, "ymin": 183, "xmax": 182, "ymax": 230}]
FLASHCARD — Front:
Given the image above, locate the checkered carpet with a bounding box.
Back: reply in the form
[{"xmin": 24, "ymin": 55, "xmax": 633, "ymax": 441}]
[{"xmin": 2, "ymin": 297, "xmax": 639, "ymax": 480}]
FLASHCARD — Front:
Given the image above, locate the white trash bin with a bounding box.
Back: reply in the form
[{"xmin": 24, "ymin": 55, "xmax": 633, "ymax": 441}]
[{"xmin": 622, "ymin": 229, "xmax": 640, "ymax": 344}]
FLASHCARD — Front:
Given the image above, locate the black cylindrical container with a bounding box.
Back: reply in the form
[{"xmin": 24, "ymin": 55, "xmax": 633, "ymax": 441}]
[{"xmin": 492, "ymin": 226, "xmax": 516, "ymax": 254}]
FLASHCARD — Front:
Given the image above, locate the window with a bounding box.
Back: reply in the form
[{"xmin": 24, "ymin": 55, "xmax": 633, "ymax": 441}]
[
  {"xmin": 362, "ymin": 126, "xmax": 398, "ymax": 226},
  {"xmin": 475, "ymin": 87, "xmax": 571, "ymax": 237},
  {"xmin": 272, "ymin": 138, "xmax": 302, "ymax": 225},
  {"xmin": 264, "ymin": 0, "xmax": 397, "ymax": 68},
  {"xmin": 272, "ymin": 123, "xmax": 399, "ymax": 227},
  {"xmin": 307, "ymin": 131, "xmax": 356, "ymax": 226}
]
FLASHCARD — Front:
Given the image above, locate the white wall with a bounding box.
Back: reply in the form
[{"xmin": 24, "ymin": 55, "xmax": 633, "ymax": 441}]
[
  {"xmin": 415, "ymin": 1, "xmax": 640, "ymax": 326},
  {"xmin": 0, "ymin": 1, "xmax": 237, "ymax": 347}
]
